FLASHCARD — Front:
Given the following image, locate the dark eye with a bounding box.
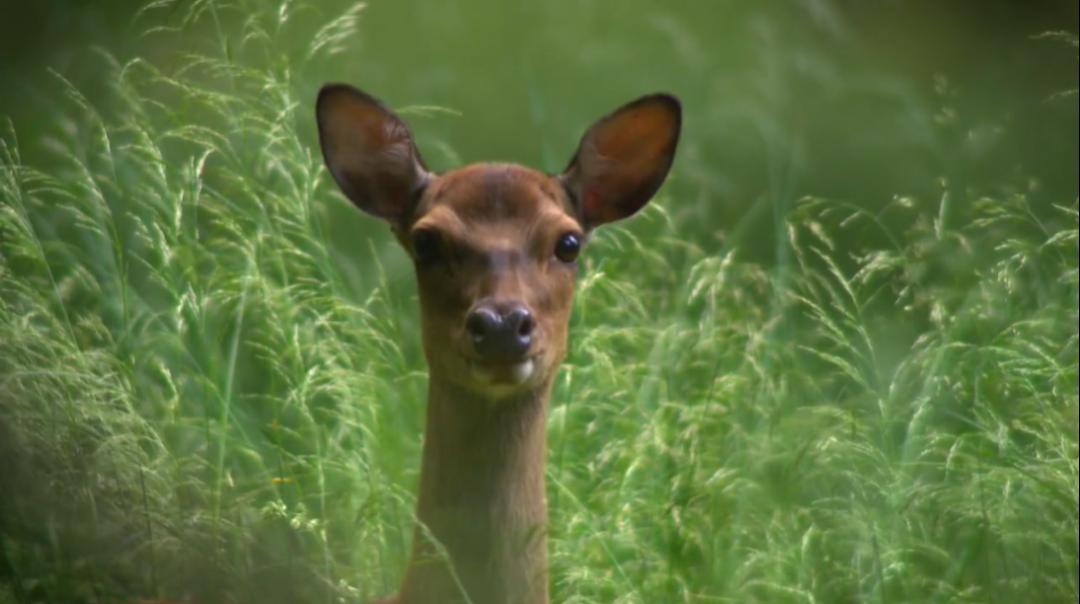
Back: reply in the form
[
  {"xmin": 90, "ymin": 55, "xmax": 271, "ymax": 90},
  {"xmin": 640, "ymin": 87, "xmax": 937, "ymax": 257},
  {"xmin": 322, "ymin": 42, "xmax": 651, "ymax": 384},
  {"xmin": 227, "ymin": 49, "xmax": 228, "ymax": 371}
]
[
  {"xmin": 554, "ymin": 232, "xmax": 582, "ymax": 263},
  {"xmin": 411, "ymin": 229, "xmax": 442, "ymax": 266}
]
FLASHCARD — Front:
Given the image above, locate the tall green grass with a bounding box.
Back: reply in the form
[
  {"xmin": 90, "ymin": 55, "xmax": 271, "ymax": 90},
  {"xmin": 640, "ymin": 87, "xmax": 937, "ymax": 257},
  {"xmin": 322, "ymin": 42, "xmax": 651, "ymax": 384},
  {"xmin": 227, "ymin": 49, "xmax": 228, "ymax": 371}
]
[{"xmin": 1, "ymin": 2, "xmax": 1077, "ymax": 603}]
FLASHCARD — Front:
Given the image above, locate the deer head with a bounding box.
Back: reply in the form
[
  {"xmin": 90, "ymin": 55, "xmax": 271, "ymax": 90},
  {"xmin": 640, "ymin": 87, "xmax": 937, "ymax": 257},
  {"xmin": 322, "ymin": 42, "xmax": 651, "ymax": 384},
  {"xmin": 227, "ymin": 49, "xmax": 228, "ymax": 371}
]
[{"xmin": 317, "ymin": 85, "xmax": 680, "ymax": 402}]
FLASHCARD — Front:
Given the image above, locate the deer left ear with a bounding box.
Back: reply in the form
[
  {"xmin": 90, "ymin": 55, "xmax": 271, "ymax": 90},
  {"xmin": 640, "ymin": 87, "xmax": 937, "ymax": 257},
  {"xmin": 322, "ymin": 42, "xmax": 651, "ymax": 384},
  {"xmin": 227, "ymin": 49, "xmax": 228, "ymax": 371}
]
[
  {"xmin": 316, "ymin": 84, "xmax": 431, "ymax": 227},
  {"xmin": 560, "ymin": 94, "xmax": 681, "ymax": 229}
]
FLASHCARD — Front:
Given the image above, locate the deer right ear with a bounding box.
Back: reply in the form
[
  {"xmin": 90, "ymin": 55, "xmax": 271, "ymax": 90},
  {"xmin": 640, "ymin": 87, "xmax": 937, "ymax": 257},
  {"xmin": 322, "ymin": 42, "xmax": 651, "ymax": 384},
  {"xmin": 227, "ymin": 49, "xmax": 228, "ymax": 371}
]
[
  {"xmin": 316, "ymin": 84, "xmax": 431, "ymax": 225},
  {"xmin": 560, "ymin": 94, "xmax": 680, "ymax": 230}
]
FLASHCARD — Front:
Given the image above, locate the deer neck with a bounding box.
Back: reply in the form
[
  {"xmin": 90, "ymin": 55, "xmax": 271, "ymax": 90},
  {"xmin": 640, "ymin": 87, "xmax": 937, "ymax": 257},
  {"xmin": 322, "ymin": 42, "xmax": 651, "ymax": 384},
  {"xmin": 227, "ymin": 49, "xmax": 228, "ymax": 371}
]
[{"xmin": 398, "ymin": 374, "xmax": 551, "ymax": 604}]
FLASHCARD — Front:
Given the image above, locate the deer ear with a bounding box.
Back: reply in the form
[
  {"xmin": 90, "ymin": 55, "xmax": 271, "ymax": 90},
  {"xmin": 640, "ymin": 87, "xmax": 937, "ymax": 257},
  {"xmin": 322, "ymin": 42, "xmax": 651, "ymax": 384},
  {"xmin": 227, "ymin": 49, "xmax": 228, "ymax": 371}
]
[
  {"xmin": 560, "ymin": 94, "xmax": 681, "ymax": 229},
  {"xmin": 316, "ymin": 84, "xmax": 431, "ymax": 225}
]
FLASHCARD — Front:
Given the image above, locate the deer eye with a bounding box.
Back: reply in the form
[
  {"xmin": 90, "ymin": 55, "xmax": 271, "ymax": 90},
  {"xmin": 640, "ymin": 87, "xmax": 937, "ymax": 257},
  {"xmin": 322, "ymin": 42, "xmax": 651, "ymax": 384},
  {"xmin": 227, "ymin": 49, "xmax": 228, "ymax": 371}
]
[
  {"xmin": 554, "ymin": 232, "xmax": 582, "ymax": 263},
  {"xmin": 411, "ymin": 229, "xmax": 442, "ymax": 266}
]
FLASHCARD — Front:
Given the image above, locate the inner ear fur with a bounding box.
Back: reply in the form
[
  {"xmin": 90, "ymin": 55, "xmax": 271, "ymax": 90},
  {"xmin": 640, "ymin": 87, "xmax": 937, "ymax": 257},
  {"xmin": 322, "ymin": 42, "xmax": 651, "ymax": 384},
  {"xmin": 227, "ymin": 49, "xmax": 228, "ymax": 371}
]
[
  {"xmin": 316, "ymin": 84, "xmax": 430, "ymax": 225},
  {"xmin": 560, "ymin": 94, "xmax": 681, "ymax": 229}
]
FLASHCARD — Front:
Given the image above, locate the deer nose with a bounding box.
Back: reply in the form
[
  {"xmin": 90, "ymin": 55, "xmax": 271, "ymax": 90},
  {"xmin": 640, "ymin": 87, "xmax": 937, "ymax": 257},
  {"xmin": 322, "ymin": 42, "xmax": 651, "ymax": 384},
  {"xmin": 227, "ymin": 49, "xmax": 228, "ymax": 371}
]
[{"xmin": 466, "ymin": 303, "xmax": 534, "ymax": 362}]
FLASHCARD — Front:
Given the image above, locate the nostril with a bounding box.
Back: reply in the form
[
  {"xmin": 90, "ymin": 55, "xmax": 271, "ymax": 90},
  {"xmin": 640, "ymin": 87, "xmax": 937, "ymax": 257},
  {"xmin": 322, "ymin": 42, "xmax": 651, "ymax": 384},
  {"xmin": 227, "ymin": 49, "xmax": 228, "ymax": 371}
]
[
  {"xmin": 466, "ymin": 307, "xmax": 499, "ymax": 342},
  {"xmin": 506, "ymin": 307, "xmax": 534, "ymax": 348},
  {"xmin": 516, "ymin": 312, "xmax": 534, "ymax": 337}
]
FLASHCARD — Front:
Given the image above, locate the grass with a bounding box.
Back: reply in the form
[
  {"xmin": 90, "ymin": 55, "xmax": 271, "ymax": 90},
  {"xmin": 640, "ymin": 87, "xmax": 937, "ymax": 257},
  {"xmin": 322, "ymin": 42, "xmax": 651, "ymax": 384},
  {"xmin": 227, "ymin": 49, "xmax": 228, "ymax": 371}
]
[{"xmin": 1, "ymin": 1, "xmax": 1077, "ymax": 603}]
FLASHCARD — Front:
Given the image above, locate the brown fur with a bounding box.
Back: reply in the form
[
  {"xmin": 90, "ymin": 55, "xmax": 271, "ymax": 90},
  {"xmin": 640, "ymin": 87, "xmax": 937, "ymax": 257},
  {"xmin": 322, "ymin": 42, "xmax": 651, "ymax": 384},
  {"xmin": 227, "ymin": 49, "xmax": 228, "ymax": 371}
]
[
  {"xmin": 316, "ymin": 84, "xmax": 680, "ymax": 604},
  {"xmin": 405, "ymin": 164, "xmax": 581, "ymax": 400}
]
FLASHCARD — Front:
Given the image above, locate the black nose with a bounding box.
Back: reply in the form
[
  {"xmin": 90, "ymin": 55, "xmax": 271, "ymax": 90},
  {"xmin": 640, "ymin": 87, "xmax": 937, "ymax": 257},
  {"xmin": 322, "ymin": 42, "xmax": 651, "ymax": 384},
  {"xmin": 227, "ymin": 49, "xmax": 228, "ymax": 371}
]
[{"xmin": 465, "ymin": 303, "xmax": 534, "ymax": 362}]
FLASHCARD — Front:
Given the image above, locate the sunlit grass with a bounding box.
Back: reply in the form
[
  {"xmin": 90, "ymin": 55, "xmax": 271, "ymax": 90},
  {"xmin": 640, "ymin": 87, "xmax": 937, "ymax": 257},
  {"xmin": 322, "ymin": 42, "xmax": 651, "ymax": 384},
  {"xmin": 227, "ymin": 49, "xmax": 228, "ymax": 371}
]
[{"xmin": 1, "ymin": 2, "xmax": 1077, "ymax": 603}]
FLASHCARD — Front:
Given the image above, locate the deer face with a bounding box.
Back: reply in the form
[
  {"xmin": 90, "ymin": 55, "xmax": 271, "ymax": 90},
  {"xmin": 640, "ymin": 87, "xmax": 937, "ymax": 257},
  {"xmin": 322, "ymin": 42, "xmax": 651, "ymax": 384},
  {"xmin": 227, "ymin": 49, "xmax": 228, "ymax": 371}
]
[
  {"xmin": 316, "ymin": 85, "xmax": 679, "ymax": 400},
  {"xmin": 403, "ymin": 164, "xmax": 581, "ymax": 397}
]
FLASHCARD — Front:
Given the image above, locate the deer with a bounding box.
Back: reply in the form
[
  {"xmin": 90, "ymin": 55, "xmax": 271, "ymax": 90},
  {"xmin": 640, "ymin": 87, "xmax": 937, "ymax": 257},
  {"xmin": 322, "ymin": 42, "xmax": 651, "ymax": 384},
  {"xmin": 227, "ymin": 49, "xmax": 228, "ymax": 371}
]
[{"xmin": 316, "ymin": 83, "xmax": 680, "ymax": 604}]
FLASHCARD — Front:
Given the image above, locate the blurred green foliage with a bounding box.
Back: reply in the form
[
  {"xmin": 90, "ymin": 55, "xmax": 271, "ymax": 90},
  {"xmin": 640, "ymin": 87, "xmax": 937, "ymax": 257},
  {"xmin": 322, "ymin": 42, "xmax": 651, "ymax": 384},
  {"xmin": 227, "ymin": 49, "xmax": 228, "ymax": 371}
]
[
  {"xmin": 0, "ymin": 1, "xmax": 1077, "ymax": 603},
  {"xmin": 3, "ymin": 1, "xmax": 1076, "ymax": 260}
]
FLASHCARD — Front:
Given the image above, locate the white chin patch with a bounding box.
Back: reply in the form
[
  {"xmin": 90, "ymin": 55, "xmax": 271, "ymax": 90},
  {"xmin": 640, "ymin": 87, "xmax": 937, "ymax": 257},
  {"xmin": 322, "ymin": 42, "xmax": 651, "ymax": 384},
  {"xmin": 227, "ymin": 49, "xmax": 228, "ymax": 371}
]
[
  {"xmin": 471, "ymin": 359, "xmax": 535, "ymax": 392},
  {"xmin": 509, "ymin": 359, "xmax": 535, "ymax": 383}
]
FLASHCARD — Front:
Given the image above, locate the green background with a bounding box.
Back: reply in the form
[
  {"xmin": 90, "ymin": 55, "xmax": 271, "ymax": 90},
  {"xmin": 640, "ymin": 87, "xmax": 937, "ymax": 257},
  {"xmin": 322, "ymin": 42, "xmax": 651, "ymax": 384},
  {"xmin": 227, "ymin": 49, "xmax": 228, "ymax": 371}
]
[{"xmin": 1, "ymin": 1, "xmax": 1077, "ymax": 603}]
